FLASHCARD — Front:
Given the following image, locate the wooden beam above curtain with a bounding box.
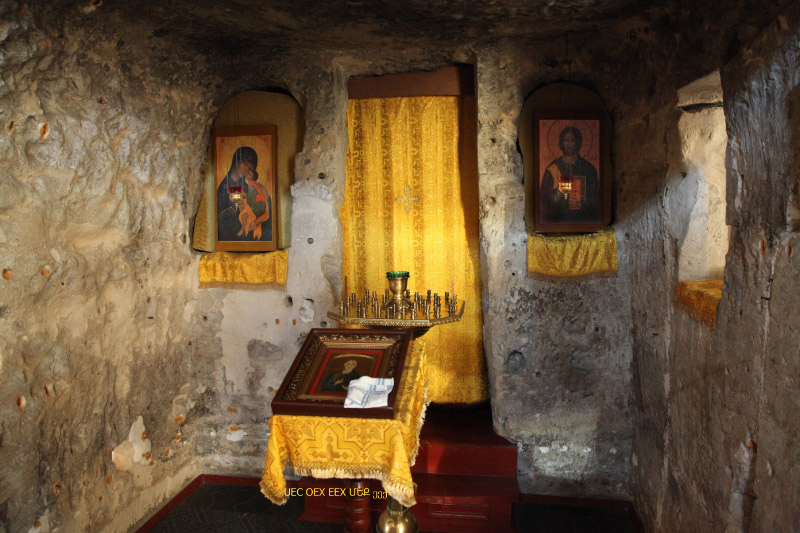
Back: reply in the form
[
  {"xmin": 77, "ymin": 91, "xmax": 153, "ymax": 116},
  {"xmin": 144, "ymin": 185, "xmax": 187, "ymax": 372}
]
[{"xmin": 347, "ymin": 65, "xmax": 475, "ymax": 99}]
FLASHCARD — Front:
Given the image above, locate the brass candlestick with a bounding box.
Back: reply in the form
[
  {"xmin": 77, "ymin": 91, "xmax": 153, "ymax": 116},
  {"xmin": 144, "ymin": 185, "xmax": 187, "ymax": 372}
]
[
  {"xmin": 382, "ymin": 271, "xmax": 415, "ymax": 316},
  {"xmin": 376, "ymin": 496, "xmax": 418, "ymax": 533}
]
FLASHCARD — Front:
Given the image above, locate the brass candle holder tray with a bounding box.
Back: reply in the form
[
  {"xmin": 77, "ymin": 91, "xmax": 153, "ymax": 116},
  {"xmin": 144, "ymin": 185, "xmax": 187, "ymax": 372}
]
[
  {"xmin": 329, "ymin": 271, "xmax": 465, "ymax": 329},
  {"xmin": 328, "ymin": 301, "xmax": 464, "ymax": 329}
]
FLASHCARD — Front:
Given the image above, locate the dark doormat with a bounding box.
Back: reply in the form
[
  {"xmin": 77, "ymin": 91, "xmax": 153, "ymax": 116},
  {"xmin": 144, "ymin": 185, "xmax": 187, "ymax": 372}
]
[
  {"xmin": 145, "ymin": 481, "xmax": 641, "ymax": 533},
  {"xmin": 148, "ymin": 482, "xmax": 339, "ymax": 533}
]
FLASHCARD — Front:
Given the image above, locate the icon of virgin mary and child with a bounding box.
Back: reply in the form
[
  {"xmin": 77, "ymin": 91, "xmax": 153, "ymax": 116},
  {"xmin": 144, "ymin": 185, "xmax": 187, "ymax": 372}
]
[{"xmin": 216, "ymin": 146, "xmax": 272, "ymax": 241}]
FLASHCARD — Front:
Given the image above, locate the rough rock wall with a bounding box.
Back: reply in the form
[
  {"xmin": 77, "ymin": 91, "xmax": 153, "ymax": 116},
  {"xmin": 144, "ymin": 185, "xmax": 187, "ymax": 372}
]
[
  {"xmin": 628, "ymin": 3, "xmax": 800, "ymax": 531},
  {"xmin": 467, "ymin": 0, "xmax": 793, "ymax": 519},
  {"xmin": 475, "ymin": 43, "xmax": 634, "ymax": 497},
  {"xmin": 0, "ymin": 11, "xmax": 641, "ymax": 526},
  {"xmin": 202, "ymin": 62, "xmax": 351, "ymax": 480},
  {"xmin": 0, "ymin": 9, "xmax": 450, "ymax": 527},
  {"xmin": 0, "ymin": 3, "xmax": 224, "ymax": 531},
  {"xmin": 0, "ymin": 8, "xmax": 375, "ymax": 527},
  {"xmin": 4, "ymin": 0, "xmax": 793, "ymax": 530},
  {"xmin": 623, "ymin": 93, "xmax": 703, "ymax": 530},
  {"xmin": 474, "ymin": 3, "xmax": 767, "ymax": 499}
]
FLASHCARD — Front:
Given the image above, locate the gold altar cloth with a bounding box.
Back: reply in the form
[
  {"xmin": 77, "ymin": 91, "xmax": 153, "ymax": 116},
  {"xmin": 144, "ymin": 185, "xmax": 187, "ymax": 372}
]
[
  {"xmin": 527, "ymin": 229, "xmax": 618, "ymax": 280},
  {"xmin": 199, "ymin": 250, "xmax": 288, "ymax": 289},
  {"xmin": 260, "ymin": 340, "xmax": 428, "ymax": 508},
  {"xmin": 675, "ymin": 280, "xmax": 723, "ymax": 327},
  {"xmin": 342, "ymin": 96, "xmax": 488, "ymax": 404}
]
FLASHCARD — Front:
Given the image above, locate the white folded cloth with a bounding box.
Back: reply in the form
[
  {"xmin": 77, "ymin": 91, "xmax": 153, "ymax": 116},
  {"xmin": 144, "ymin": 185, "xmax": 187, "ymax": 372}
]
[{"xmin": 343, "ymin": 377, "xmax": 395, "ymax": 408}]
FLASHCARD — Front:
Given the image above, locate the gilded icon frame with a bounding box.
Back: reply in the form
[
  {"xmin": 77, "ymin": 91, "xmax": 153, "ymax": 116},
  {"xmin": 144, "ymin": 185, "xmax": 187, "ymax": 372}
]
[{"xmin": 272, "ymin": 329, "xmax": 412, "ymax": 419}]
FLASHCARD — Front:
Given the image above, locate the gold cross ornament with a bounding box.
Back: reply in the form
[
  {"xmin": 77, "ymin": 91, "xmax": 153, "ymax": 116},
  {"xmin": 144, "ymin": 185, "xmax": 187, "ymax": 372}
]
[{"xmin": 396, "ymin": 185, "xmax": 419, "ymax": 213}]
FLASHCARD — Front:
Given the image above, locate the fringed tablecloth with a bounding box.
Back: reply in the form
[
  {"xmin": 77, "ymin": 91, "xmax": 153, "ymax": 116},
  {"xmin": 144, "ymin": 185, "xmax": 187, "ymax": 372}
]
[
  {"xmin": 260, "ymin": 340, "xmax": 428, "ymax": 508},
  {"xmin": 527, "ymin": 229, "xmax": 618, "ymax": 281},
  {"xmin": 675, "ymin": 280, "xmax": 723, "ymax": 327},
  {"xmin": 199, "ymin": 249, "xmax": 288, "ymax": 289}
]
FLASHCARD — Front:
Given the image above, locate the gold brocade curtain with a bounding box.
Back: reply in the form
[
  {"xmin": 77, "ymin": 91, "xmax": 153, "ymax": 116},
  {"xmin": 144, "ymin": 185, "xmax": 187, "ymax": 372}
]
[{"xmin": 342, "ymin": 96, "xmax": 488, "ymax": 404}]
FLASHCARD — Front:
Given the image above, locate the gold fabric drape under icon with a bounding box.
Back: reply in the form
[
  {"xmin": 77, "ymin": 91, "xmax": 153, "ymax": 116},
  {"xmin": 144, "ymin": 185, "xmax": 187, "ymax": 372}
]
[
  {"xmin": 199, "ymin": 249, "xmax": 288, "ymax": 289},
  {"xmin": 342, "ymin": 96, "xmax": 488, "ymax": 404},
  {"xmin": 526, "ymin": 229, "xmax": 618, "ymax": 281}
]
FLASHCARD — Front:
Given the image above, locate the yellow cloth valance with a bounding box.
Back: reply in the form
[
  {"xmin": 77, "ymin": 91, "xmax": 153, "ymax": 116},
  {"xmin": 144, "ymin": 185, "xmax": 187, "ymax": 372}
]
[
  {"xmin": 675, "ymin": 280, "xmax": 723, "ymax": 328},
  {"xmin": 527, "ymin": 229, "xmax": 618, "ymax": 280},
  {"xmin": 199, "ymin": 249, "xmax": 288, "ymax": 289},
  {"xmin": 260, "ymin": 340, "xmax": 428, "ymax": 508}
]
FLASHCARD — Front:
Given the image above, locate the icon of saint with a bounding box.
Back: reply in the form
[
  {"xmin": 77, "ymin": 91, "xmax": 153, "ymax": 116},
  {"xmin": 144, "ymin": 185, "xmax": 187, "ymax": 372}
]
[
  {"xmin": 540, "ymin": 126, "xmax": 599, "ymax": 223},
  {"xmin": 322, "ymin": 359, "xmax": 361, "ymax": 393}
]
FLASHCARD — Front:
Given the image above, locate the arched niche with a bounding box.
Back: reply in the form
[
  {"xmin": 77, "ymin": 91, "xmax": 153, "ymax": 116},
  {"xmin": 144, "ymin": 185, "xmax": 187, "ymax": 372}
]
[
  {"xmin": 675, "ymin": 71, "xmax": 730, "ymax": 281},
  {"xmin": 519, "ymin": 83, "xmax": 613, "ymax": 232},
  {"xmin": 193, "ymin": 90, "xmax": 304, "ymax": 251}
]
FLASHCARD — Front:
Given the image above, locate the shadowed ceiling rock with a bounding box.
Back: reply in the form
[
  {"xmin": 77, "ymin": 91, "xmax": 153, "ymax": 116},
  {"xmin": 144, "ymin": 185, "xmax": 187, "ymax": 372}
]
[
  {"xmin": 40, "ymin": 0, "xmax": 652, "ymax": 48},
  {"xmin": 27, "ymin": 0, "xmax": 789, "ymax": 82}
]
